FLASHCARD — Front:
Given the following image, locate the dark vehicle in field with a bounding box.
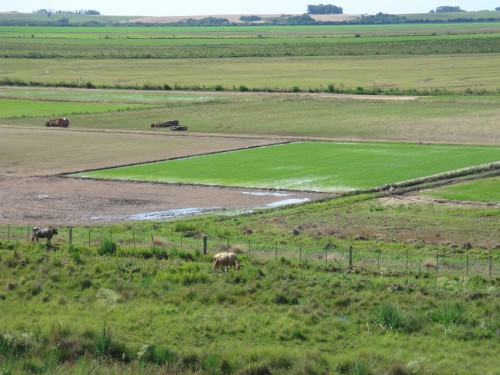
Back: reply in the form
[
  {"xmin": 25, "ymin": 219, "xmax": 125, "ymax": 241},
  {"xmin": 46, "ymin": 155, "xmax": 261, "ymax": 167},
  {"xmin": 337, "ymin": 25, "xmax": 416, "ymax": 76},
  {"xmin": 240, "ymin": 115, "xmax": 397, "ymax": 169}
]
[
  {"xmin": 150, "ymin": 120, "xmax": 179, "ymax": 128},
  {"xmin": 46, "ymin": 118, "xmax": 69, "ymax": 127},
  {"xmin": 171, "ymin": 125, "xmax": 188, "ymax": 131}
]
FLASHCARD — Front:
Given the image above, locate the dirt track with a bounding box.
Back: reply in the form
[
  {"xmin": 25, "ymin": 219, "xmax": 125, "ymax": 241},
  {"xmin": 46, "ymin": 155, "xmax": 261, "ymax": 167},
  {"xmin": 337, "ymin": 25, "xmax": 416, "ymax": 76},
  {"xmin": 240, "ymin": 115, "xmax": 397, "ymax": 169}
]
[{"xmin": 0, "ymin": 127, "xmax": 326, "ymax": 225}]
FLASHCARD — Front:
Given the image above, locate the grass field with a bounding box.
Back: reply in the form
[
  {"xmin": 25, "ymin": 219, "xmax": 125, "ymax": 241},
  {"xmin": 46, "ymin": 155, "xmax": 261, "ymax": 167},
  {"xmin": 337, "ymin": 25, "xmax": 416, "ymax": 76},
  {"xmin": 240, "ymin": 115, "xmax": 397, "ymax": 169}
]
[
  {"xmin": 0, "ymin": 17, "xmax": 499, "ymax": 375},
  {"xmin": 2, "ymin": 53, "xmax": 500, "ymax": 93},
  {"xmin": 423, "ymin": 176, "xmax": 500, "ymax": 203},
  {"xmin": 0, "ymin": 99, "xmax": 153, "ymax": 118},
  {"xmin": 73, "ymin": 142, "xmax": 500, "ymax": 191},
  {"xmin": 2, "ymin": 89, "xmax": 499, "ymax": 145},
  {"xmin": 0, "ymin": 242, "xmax": 498, "ymax": 374}
]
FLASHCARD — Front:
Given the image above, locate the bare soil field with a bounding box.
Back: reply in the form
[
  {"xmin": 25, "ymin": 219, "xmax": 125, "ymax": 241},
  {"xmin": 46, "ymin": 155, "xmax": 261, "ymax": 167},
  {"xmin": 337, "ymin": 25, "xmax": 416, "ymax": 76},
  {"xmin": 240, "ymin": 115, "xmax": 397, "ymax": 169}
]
[{"xmin": 0, "ymin": 127, "xmax": 325, "ymax": 225}]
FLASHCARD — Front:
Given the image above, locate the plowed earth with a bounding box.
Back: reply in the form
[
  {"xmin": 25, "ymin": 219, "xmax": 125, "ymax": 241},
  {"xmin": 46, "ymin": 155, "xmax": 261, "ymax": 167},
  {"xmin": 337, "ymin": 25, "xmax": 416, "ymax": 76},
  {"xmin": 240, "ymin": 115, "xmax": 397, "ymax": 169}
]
[{"xmin": 0, "ymin": 127, "xmax": 326, "ymax": 225}]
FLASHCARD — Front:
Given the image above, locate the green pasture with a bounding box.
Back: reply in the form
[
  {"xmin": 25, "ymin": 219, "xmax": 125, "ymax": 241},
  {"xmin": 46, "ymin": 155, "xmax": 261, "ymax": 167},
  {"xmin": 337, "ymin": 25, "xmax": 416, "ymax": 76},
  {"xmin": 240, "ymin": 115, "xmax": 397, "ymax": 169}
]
[
  {"xmin": 2, "ymin": 91, "xmax": 499, "ymax": 145},
  {"xmin": 1, "ymin": 22, "xmax": 499, "ymax": 60},
  {"xmin": 73, "ymin": 142, "xmax": 500, "ymax": 192},
  {"xmin": 1, "ymin": 21, "xmax": 499, "ymax": 37},
  {"xmin": 423, "ymin": 176, "xmax": 500, "ymax": 203},
  {"xmin": 2, "ymin": 52, "xmax": 500, "ymax": 93},
  {"xmin": 0, "ymin": 99, "xmax": 153, "ymax": 118}
]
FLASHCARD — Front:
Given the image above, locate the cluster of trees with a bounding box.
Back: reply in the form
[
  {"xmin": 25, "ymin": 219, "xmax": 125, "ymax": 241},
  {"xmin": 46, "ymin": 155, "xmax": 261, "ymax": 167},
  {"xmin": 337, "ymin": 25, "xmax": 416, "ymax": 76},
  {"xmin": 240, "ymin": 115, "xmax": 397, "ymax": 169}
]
[
  {"xmin": 307, "ymin": 4, "xmax": 343, "ymax": 14},
  {"xmin": 432, "ymin": 6, "xmax": 465, "ymax": 13},
  {"xmin": 33, "ymin": 9, "xmax": 100, "ymax": 15}
]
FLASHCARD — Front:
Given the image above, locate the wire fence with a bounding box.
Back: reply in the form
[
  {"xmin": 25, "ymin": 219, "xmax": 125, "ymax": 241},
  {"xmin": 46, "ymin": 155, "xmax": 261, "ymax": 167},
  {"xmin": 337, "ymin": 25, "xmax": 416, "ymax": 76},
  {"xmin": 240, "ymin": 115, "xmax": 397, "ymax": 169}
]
[{"xmin": 0, "ymin": 225, "xmax": 498, "ymax": 277}]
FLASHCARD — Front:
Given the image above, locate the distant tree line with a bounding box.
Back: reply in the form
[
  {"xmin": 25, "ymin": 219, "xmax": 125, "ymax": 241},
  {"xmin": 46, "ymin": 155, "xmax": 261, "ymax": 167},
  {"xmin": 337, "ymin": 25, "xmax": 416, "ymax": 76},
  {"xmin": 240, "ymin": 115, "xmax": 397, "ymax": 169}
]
[
  {"xmin": 34, "ymin": 9, "xmax": 100, "ymax": 15},
  {"xmin": 307, "ymin": 4, "xmax": 343, "ymax": 14},
  {"xmin": 434, "ymin": 6, "xmax": 465, "ymax": 13}
]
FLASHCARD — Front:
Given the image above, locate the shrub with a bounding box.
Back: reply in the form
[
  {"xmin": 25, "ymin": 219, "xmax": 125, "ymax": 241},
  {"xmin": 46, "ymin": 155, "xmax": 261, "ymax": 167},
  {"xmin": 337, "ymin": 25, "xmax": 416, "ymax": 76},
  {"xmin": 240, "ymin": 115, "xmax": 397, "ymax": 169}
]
[
  {"xmin": 98, "ymin": 239, "xmax": 117, "ymax": 256},
  {"xmin": 374, "ymin": 303, "xmax": 404, "ymax": 330},
  {"xmin": 431, "ymin": 302, "xmax": 467, "ymax": 328}
]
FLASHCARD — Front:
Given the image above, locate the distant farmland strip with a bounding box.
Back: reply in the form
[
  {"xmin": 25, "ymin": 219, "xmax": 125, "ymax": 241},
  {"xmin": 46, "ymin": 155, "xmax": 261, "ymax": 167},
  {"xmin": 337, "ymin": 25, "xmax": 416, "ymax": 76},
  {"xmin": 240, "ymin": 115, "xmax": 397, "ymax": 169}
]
[
  {"xmin": 73, "ymin": 142, "xmax": 500, "ymax": 192},
  {"xmin": 0, "ymin": 99, "xmax": 155, "ymax": 118}
]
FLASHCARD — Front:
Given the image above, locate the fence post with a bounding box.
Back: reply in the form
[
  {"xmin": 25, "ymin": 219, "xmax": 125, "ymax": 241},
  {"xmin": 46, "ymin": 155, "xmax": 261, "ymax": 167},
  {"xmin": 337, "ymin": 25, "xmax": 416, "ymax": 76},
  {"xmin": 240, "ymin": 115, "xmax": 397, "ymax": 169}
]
[
  {"xmin": 27, "ymin": 226, "xmax": 30, "ymax": 242},
  {"xmin": 325, "ymin": 248, "xmax": 328, "ymax": 266},
  {"xmin": 88, "ymin": 229, "xmax": 91, "ymax": 247},
  {"xmin": 248, "ymin": 240, "xmax": 251, "ymax": 258},
  {"xmin": 203, "ymin": 235, "xmax": 208, "ymax": 255},
  {"xmin": 275, "ymin": 241, "xmax": 278, "ymax": 260},
  {"xmin": 7, "ymin": 225, "xmax": 10, "ymax": 241},
  {"xmin": 436, "ymin": 252, "xmax": 439, "ymax": 273},
  {"xmin": 349, "ymin": 246, "xmax": 353, "ymax": 268},
  {"xmin": 133, "ymin": 232, "xmax": 136, "ymax": 250},
  {"xmin": 69, "ymin": 227, "xmax": 73, "ymax": 245},
  {"xmin": 490, "ymin": 256, "xmax": 493, "ymax": 277},
  {"xmin": 406, "ymin": 249, "xmax": 409, "ymax": 272},
  {"xmin": 466, "ymin": 254, "xmax": 469, "ymax": 276},
  {"xmin": 180, "ymin": 234, "xmax": 183, "ymax": 250}
]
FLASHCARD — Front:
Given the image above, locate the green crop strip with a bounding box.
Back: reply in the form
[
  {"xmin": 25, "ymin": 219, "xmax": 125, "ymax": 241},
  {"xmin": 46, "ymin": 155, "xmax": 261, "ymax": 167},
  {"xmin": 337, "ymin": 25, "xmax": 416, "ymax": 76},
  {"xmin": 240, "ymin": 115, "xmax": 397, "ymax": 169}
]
[
  {"xmin": 424, "ymin": 176, "xmax": 500, "ymax": 203},
  {"xmin": 74, "ymin": 142, "xmax": 500, "ymax": 192},
  {"xmin": 0, "ymin": 99, "xmax": 155, "ymax": 118}
]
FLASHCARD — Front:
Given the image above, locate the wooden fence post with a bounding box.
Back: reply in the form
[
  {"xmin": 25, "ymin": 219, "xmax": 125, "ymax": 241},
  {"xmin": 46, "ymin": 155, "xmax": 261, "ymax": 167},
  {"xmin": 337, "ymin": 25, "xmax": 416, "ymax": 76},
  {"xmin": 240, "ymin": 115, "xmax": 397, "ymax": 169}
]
[
  {"xmin": 27, "ymin": 226, "xmax": 30, "ymax": 242},
  {"xmin": 69, "ymin": 227, "xmax": 73, "ymax": 245},
  {"xmin": 7, "ymin": 225, "xmax": 10, "ymax": 241},
  {"xmin": 325, "ymin": 248, "xmax": 328, "ymax": 266},
  {"xmin": 275, "ymin": 241, "xmax": 278, "ymax": 260},
  {"xmin": 436, "ymin": 252, "xmax": 439, "ymax": 273},
  {"xmin": 466, "ymin": 254, "xmax": 469, "ymax": 276},
  {"xmin": 248, "ymin": 240, "xmax": 251, "ymax": 258},
  {"xmin": 490, "ymin": 256, "xmax": 493, "ymax": 277},
  {"xmin": 133, "ymin": 232, "xmax": 136, "ymax": 250},
  {"xmin": 180, "ymin": 234, "xmax": 183, "ymax": 250},
  {"xmin": 203, "ymin": 235, "xmax": 208, "ymax": 255},
  {"xmin": 349, "ymin": 246, "xmax": 353, "ymax": 268},
  {"xmin": 406, "ymin": 249, "xmax": 409, "ymax": 272},
  {"xmin": 88, "ymin": 229, "xmax": 91, "ymax": 247}
]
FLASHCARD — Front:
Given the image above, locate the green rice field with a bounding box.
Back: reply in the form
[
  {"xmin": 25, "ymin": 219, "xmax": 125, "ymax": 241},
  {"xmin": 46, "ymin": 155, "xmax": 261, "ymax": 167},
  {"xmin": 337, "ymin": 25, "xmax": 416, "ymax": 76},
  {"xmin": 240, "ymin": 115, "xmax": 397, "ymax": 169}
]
[
  {"xmin": 423, "ymin": 176, "xmax": 500, "ymax": 203},
  {"xmin": 73, "ymin": 142, "xmax": 500, "ymax": 192},
  {"xmin": 0, "ymin": 99, "xmax": 152, "ymax": 118}
]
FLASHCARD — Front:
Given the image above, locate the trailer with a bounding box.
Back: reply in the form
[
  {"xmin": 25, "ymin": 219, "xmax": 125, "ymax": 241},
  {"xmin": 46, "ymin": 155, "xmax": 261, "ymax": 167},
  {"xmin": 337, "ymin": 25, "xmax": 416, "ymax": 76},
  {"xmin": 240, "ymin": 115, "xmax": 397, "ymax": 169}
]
[{"xmin": 45, "ymin": 118, "xmax": 69, "ymax": 127}]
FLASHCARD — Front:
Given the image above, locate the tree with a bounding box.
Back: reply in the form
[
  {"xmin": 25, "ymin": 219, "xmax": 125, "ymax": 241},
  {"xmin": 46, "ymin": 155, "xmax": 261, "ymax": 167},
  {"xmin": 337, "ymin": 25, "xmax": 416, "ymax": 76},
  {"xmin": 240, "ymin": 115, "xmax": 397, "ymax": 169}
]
[
  {"xmin": 435, "ymin": 6, "xmax": 465, "ymax": 13},
  {"xmin": 307, "ymin": 4, "xmax": 343, "ymax": 15}
]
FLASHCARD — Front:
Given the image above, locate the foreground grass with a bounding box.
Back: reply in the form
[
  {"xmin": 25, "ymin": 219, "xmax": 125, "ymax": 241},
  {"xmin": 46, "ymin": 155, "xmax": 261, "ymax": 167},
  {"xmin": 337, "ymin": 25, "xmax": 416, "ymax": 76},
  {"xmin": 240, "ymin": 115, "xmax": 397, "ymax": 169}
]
[
  {"xmin": 73, "ymin": 142, "xmax": 500, "ymax": 192},
  {"xmin": 0, "ymin": 240, "xmax": 499, "ymax": 374}
]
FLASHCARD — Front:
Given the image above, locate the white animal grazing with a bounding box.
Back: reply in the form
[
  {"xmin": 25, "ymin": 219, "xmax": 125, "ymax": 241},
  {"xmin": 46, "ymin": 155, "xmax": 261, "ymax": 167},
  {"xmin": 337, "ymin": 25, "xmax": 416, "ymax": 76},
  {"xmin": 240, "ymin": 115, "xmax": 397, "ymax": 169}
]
[{"xmin": 213, "ymin": 252, "xmax": 240, "ymax": 271}]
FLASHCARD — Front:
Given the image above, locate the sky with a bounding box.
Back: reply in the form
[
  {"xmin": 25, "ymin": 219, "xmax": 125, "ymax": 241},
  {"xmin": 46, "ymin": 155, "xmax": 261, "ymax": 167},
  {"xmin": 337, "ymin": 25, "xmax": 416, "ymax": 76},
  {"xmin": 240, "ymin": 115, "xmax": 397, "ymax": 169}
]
[{"xmin": 1, "ymin": 1, "xmax": 498, "ymax": 17}]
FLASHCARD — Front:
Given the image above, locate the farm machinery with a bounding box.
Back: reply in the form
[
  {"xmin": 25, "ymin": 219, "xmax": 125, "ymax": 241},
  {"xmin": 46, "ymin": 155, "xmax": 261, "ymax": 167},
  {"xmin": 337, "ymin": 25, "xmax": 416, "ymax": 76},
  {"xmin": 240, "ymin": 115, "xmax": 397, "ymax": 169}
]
[
  {"xmin": 45, "ymin": 118, "xmax": 69, "ymax": 127},
  {"xmin": 150, "ymin": 120, "xmax": 179, "ymax": 128},
  {"xmin": 150, "ymin": 119, "xmax": 188, "ymax": 131}
]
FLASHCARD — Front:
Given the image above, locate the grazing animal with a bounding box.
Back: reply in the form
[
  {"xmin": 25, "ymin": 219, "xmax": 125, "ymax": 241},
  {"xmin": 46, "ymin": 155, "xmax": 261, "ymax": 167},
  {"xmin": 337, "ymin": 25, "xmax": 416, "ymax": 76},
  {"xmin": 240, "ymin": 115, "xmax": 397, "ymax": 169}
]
[
  {"xmin": 213, "ymin": 252, "xmax": 240, "ymax": 271},
  {"xmin": 32, "ymin": 227, "xmax": 58, "ymax": 245}
]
